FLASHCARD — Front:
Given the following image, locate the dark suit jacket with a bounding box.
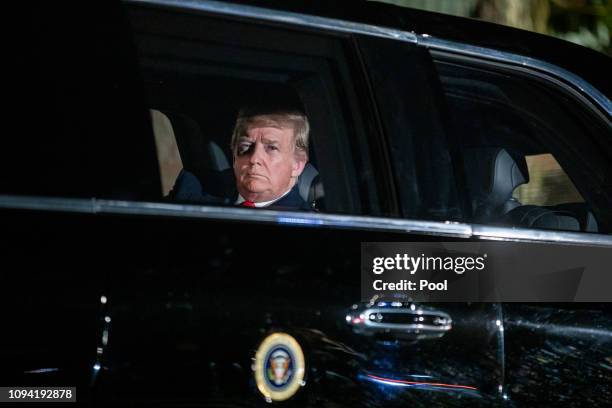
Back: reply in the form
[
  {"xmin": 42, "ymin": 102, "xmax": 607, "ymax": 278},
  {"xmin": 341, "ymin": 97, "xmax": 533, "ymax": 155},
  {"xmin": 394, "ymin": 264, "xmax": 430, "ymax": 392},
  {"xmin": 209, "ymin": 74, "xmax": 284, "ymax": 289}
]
[{"xmin": 169, "ymin": 169, "xmax": 313, "ymax": 211}]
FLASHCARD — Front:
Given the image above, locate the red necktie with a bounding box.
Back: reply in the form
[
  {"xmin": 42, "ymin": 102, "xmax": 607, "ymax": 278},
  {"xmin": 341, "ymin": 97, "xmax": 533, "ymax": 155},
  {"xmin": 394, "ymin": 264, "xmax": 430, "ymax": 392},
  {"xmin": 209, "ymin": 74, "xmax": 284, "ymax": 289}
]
[{"xmin": 241, "ymin": 200, "xmax": 256, "ymax": 208}]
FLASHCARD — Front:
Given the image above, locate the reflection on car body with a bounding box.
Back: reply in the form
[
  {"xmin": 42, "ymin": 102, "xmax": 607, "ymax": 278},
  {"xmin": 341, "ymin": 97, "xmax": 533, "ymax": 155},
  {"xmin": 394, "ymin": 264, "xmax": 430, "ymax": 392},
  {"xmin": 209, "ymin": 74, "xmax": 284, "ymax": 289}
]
[{"xmin": 347, "ymin": 299, "xmax": 453, "ymax": 341}]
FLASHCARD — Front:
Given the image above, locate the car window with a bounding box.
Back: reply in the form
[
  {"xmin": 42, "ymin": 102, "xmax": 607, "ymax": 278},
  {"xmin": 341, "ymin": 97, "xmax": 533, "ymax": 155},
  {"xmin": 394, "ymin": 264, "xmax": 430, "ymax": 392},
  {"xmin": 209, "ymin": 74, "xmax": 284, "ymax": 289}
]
[
  {"xmin": 2, "ymin": 1, "xmax": 161, "ymax": 201},
  {"xmin": 434, "ymin": 56, "xmax": 612, "ymax": 233},
  {"xmin": 128, "ymin": 6, "xmax": 391, "ymax": 216}
]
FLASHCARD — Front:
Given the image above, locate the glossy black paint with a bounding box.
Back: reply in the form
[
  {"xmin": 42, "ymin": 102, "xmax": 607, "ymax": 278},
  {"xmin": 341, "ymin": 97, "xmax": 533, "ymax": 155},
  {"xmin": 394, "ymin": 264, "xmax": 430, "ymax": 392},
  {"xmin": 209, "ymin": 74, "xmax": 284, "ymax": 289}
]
[
  {"xmin": 503, "ymin": 304, "xmax": 612, "ymax": 406},
  {"xmin": 2, "ymin": 210, "xmax": 504, "ymax": 407},
  {"xmin": 3, "ymin": 209, "xmax": 612, "ymax": 406}
]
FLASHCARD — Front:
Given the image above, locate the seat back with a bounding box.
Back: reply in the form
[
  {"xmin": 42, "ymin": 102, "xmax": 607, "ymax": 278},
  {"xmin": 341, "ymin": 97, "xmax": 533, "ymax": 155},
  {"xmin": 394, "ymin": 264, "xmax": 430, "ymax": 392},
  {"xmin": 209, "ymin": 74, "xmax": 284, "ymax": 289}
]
[
  {"xmin": 463, "ymin": 147, "xmax": 529, "ymax": 222},
  {"xmin": 152, "ymin": 110, "xmax": 235, "ymax": 198},
  {"xmin": 163, "ymin": 112, "xmax": 230, "ymax": 174},
  {"xmin": 298, "ymin": 163, "xmax": 325, "ymax": 209},
  {"xmin": 463, "ymin": 147, "xmax": 598, "ymax": 232}
]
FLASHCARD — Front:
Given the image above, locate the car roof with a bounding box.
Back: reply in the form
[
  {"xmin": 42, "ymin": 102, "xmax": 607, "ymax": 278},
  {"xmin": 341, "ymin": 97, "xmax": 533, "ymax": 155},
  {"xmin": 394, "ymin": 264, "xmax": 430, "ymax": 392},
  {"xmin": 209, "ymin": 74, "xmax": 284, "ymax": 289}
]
[{"xmin": 219, "ymin": 0, "xmax": 611, "ymax": 99}]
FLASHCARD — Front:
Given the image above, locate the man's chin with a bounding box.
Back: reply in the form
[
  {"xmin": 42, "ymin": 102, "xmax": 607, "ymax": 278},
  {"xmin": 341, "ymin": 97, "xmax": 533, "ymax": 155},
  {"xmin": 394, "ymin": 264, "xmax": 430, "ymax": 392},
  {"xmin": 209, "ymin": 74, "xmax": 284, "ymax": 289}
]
[{"xmin": 239, "ymin": 184, "xmax": 272, "ymax": 202}]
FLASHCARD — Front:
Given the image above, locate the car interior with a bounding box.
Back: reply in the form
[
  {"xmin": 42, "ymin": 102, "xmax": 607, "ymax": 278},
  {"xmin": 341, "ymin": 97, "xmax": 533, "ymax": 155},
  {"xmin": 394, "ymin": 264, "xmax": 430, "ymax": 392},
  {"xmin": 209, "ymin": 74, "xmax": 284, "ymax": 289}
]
[
  {"xmin": 436, "ymin": 59, "xmax": 604, "ymax": 232},
  {"xmin": 148, "ymin": 80, "xmax": 326, "ymax": 210},
  {"xmin": 131, "ymin": 4, "xmax": 382, "ymax": 216},
  {"xmin": 462, "ymin": 147, "xmax": 597, "ymax": 231},
  {"xmin": 130, "ymin": 6, "xmax": 608, "ymax": 233},
  {"xmin": 145, "ymin": 60, "xmax": 602, "ymax": 231}
]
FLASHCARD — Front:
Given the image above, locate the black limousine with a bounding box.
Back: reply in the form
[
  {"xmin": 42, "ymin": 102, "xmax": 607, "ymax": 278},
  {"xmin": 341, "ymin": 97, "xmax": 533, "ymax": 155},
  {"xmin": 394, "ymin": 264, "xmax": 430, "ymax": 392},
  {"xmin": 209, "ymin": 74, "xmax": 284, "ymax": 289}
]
[{"xmin": 1, "ymin": 0, "xmax": 610, "ymax": 407}]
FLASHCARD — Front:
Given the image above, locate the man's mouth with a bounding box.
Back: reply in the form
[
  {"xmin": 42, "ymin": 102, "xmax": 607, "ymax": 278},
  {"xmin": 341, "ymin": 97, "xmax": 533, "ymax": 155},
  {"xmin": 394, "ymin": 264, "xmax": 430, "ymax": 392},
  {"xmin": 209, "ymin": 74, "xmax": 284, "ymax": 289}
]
[{"xmin": 246, "ymin": 173, "xmax": 267, "ymax": 179}]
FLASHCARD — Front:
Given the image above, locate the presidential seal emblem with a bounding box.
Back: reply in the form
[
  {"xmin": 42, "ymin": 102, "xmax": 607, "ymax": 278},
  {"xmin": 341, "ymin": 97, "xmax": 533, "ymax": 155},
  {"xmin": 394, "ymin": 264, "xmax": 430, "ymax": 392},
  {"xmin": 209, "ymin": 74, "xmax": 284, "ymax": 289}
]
[{"xmin": 254, "ymin": 332, "xmax": 305, "ymax": 402}]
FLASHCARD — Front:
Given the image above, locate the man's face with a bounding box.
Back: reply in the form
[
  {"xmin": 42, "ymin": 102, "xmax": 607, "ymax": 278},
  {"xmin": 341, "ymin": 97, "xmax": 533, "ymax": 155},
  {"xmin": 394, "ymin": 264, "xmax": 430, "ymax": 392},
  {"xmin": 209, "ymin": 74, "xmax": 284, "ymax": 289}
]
[{"xmin": 233, "ymin": 121, "xmax": 306, "ymax": 202}]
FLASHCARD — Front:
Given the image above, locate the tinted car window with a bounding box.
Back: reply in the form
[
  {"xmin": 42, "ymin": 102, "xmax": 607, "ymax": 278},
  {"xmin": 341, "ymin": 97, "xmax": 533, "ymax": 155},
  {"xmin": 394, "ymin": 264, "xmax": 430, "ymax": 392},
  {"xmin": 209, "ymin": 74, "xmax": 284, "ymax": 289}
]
[
  {"xmin": 129, "ymin": 6, "xmax": 392, "ymax": 216},
  {"xmin": 434, "ymin": 57, "xmax": 612, "ymax": 233},
  {"xmin": 2, "ymin": 2, "xmax": 161, "ymax": 201}
]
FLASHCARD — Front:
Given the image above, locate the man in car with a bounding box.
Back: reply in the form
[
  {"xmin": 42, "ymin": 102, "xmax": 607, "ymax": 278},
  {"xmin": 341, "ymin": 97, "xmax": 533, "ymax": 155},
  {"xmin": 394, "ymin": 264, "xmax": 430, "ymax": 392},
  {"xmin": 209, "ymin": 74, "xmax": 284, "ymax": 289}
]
[{"xmin": 171, "ymin": 107, "xmax": 312, "ymax": 211}]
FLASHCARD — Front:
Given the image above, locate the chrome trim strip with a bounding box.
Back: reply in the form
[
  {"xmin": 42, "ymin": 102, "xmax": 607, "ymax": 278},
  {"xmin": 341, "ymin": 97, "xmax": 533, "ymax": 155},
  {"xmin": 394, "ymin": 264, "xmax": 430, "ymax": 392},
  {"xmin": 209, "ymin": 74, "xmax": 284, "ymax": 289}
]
[
  {"xmin": 125, "ymin": 0, "xmax": 417, "ymax": 43},
  {"xmin": 2, "ymin": 195, "xmax": 612, "ymax": 247},
  {"xmin": 419, "ymin": 36, "xmax": 612, "ymax": 116},
  {"xmin": 0, "ymin": 195, "xmax": 470, "ymax": 236},
  {"xmin": 472, "ymin": 224, "xmax": 612, "ymax": 247}
]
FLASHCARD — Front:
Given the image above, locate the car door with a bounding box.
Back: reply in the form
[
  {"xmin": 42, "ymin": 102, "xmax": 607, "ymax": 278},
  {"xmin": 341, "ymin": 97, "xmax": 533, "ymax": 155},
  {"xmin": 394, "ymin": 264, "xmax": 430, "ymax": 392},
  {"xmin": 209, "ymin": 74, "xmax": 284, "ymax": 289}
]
[
  {"xmin": 87, "ymin": 2, "xmax": 503, "ymax": 407},
  {"xmin": 421, "ymin": 31, "xmax": 612, "ymax": 407},
  {"xmin": 354, "ymin": 34, "xmax": 505, "ymax": 406}
]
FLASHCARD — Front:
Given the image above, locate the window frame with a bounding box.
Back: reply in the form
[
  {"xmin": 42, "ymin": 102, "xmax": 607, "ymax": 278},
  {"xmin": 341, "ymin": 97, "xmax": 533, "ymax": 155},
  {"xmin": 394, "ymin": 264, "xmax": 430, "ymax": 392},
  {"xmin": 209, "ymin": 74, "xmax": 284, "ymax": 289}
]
[{"xmin": 128, "ymin": 3, "xmax": 394, "ymax": 216}]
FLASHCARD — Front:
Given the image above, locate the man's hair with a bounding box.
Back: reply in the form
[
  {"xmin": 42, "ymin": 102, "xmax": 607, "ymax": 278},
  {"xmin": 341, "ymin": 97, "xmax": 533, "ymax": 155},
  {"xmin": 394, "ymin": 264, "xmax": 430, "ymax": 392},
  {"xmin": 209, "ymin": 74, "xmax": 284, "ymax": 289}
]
[{"xmin": 230, "ymin": 108, "xmax": 309, "ymax": 158}]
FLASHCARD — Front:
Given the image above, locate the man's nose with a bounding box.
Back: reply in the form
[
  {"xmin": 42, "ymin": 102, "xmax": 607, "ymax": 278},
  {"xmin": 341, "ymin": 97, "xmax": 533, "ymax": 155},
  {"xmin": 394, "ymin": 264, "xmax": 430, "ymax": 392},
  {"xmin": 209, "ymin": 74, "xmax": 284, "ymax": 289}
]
[{"xmin": 249, "ymin": 142, "xmax": 265, "ymax": 165}]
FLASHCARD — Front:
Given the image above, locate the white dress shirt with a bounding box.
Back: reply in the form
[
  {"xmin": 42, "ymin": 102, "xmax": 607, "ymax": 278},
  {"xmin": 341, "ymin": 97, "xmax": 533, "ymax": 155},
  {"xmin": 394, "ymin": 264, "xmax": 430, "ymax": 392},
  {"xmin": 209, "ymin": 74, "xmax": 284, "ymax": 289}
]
[{"xmin": 235, "ymin": 187, "xmax": 292, "ymax": 207}]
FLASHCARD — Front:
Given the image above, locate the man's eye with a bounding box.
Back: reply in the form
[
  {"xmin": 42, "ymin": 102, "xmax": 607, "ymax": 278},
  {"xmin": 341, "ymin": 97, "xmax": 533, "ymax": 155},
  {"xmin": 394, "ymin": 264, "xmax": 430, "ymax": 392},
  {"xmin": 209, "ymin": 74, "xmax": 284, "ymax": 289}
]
[
  {"xmin": 237, "ymin": 143, "xmax": 252, "ymax": 155},
  {"xmin": 266, "ymin": 145, "xmax": 279, "ymax": 151}
]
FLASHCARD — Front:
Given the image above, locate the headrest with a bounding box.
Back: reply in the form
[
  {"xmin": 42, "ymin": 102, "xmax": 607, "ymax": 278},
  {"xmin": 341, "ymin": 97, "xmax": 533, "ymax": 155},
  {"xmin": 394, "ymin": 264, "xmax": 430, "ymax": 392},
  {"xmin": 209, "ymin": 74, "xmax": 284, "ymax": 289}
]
[
  {"xmin": 464, "ymin": 147, "xmax": 529, "ymax": 210},
  {"xmin": 298, "ymin": 163, "xmax": 325, "ymax": 208}
]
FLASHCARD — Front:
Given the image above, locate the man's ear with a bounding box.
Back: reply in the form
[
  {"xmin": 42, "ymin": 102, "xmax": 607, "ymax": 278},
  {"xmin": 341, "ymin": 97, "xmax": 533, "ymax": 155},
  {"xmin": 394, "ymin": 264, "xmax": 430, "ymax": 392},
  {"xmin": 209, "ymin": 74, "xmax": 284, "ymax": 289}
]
[{"xmin": 291, "ymin": 151, "xmax": 308, "ymax": 178}]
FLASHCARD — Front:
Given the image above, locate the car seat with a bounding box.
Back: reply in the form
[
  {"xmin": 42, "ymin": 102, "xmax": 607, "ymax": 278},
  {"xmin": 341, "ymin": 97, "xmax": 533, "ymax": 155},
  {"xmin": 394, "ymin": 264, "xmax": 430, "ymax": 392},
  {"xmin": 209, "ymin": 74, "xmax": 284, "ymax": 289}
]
[
  {"xmin": 463, "ymin": 147, "xmax": 587, "ymax": 231},
  {"xmin": 463, "ymin": 147, "xmax": 529, "ymax": 223},
  {"xmin": 152, "ymin": 110, "xmax": 234, "ymax": 199},
  {"xmin": 298, "ymin": 163, "xmax": 325, "ymax": 210}
]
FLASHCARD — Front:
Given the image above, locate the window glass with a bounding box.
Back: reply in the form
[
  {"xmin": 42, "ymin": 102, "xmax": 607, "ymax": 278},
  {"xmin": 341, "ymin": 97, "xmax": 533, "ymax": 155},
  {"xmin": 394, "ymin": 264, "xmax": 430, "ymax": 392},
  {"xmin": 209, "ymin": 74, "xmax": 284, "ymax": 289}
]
[
  {"xmin": 434, "ymin": 56, "xmax": 612, "ymax": 233},
  {"xmin": 128, "ymin": 7, "xmax": 387, "ymax": 216},
  {"xmin": 513, "ymin": 154, "xmax": 584, "ymax": 206},
  {"xmin": 3, "ymin": 2, "xmax": 160, "ymax": 200}
]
